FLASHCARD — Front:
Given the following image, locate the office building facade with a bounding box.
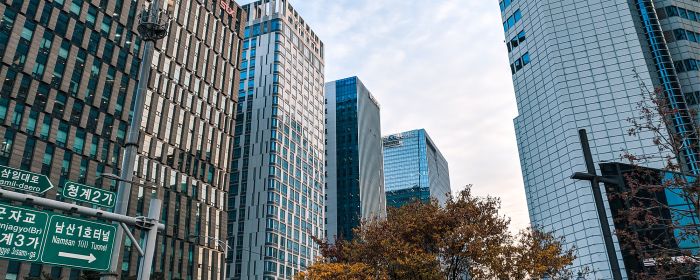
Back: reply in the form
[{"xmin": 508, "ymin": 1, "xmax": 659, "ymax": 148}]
[
  {"xmin": 0, "ymin": 0, "xmax": 245, "ymax": 279},
  {"xmin": 499, "ymin": 0, "xmax": 700, "ymax": 278},
  {"xmin": 383, "ymin": 129, "xmax": 450, "ymax": 208},
  {"xmin": 600, "ymin": 162, "xmax": 700, "ymax": 278},
  {"xmin": 227, "ymin": 1, "xmax": 325, "ymax": 279},
  {"xmin": 325, "ymin": 76, "xmax": 386, "ymax": 241}
]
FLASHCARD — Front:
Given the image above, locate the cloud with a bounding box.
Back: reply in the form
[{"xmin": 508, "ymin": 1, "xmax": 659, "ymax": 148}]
[{"xmin": 290, "ymin": 0, "xmax": 530, "ymax": 231}]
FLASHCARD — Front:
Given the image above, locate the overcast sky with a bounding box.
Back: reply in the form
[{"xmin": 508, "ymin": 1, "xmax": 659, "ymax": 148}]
[{"xmin": 284, "ymin": 0, "xmax": 530, "ymax": 231}]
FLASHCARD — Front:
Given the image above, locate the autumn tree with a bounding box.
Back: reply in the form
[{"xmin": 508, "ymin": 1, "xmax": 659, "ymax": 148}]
[
  {"xmin": 297, "ymin": 187, "xmax": 576, "ymax": 280},
  {"xmin": 295, "ymin": 263, "xmax": 384, "ymax": 280},
  {"xmin": 614, "ymin": 80, "xmax": 700, "ymax": 279}
]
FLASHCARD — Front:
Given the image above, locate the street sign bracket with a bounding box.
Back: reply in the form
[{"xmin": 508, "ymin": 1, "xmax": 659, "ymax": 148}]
[
  {"xmin": 120, "ymin": 223, "xmax": 144, "ymax": 256},
  {"xmin": 135, "ymin": 216, "xmax": 158, "ymax": 229}
]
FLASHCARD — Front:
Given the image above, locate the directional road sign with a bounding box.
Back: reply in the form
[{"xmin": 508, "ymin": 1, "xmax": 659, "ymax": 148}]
[
  {"xmin": 62, "ymin": 181, "xmax": 116, "ymax": 208},
  {"xmin": 0, "ymin": 203, "xmax": 49, "ymax": 262},
  {"xmin": 0, "ymin": 165, "xmax": 53, "ymax": 194},
  {"xmin": 41, "ymin": 215, "xmax": 116, "ymax": 271}
]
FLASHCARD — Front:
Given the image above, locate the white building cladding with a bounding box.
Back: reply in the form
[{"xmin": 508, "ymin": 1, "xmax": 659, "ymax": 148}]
[
  {"xmin": 497, "ymin": 0, "xmax": 700, "ymax": 278},
  {"xmin": 325, "ymin": 77, "xmax": 387, "ymax": 242},
  {"xmin": 227, "ymin": 0, "xmax": 325, "ymax": 279}
]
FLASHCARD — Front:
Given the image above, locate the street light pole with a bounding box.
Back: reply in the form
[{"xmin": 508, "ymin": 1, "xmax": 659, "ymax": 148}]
[
  {"xmin": 101, "ymin": 1, "xmax": 169, "ymax": 280},
  {"xmin": 188, "ymin": 235, "xmax": 231, "ymax": 278},
  {"xmin": 570, "ymin": 129, "xmax": 623, "ymax": 280}
]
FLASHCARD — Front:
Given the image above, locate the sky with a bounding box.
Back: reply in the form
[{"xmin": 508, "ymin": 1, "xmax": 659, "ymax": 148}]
[{"xmin": 285, "ymin": 0, "xmax": 530, "ymax": 231}]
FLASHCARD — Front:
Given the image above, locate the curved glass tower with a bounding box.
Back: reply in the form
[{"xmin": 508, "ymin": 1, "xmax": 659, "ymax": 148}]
[
  {"xmin": 325, "ymin": 76, "xmax": 387, "ymax": 241},
  {"xmin": 382, "ymin": 129, "xmax": 450, "ymax": 208}
]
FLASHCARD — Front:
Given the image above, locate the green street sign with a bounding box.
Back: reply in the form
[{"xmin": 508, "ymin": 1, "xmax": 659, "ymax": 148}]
[
  {"xmin": 0, "ymin": 203, "xmax": 49, "ymax": 262},
  {"xmin": 0, "ymin": 165, "xmax": 53, "ymax": 194},
  {"xmin": 62, "ymin": 182, "xmax": 116, "ymax": 208},
  {"xmin": 40, "ymin": 215, "xmax": 116, "ymax": 271}
]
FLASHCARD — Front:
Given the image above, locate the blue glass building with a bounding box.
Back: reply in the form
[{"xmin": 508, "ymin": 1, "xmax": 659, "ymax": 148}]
[
  {"xmin": 382, "ymin": 129, "xmax": 450, "ymax": 208},
  {"xmin": 600, "ymin": 163, "xmax": 700, "ymax": 278},
  {"xmin": 325, "ymin": 77, "xmax": 386, "ymax": 241}
]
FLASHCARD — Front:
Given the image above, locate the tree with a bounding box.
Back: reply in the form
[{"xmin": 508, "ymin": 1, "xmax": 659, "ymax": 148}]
[
  {"xmin": 295, "ymin": 263, "xmax": 384, "ymax": 280},
  {"xmin": 615, "ymin": 81, "xmax": 700, "ymax": 279},
  {"xmin": 298, "ymin": 187, "xmax": 577, "ymax": 280}
]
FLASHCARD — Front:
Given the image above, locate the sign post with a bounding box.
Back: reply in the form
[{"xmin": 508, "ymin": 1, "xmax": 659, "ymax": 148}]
[{"xmin": 0, "ymin": 165, "xmax": 53, "ymax": 194}]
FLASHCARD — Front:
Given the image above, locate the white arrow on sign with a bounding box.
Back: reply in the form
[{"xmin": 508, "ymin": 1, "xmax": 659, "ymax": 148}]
[{"xmin": 58, "ymin": 252, "xmax": 97, "ymax": 263}]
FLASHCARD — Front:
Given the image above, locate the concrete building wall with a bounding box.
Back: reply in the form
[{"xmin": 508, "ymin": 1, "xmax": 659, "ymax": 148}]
[{"xmin": 324, "ymin": 81, "xmax": 338, "ymax": 241}]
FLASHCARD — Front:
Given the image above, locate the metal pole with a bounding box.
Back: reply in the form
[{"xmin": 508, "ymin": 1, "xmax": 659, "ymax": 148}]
[
  {"xmin": 103, "ymin": 0, "xmax": 163, "ymax": 278},
  {"xmin": 0, "ymin": 188, "xmax": 164, "ymax": 230},
  {"xmin": 578, "ymin": 129, "xmax": 623, "ymax": 280},
  {"xmin": 137, "ymin": 198, "xmax": 161, "ymax": 280}
]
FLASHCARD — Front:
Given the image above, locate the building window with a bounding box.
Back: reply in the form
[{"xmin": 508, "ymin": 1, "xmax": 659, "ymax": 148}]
[
  {"xmin": 662, "ymin": 6, "xmax": 700, "ymax": 23},
  {"xmin": 674, "ymin": 59, "xmax": 700, "ymax": 73},
  {"xmin": 57, "ymin": 121, "xmax": 70, "ymax": 147},
  {"xmin": 0, "ymin": 99, "xmax": 8, "ymax": 123},
  {"xmin": 0, "ymin": 130, "xmax": 15, "ymax": 165},
  {"xmin": 70, "ymin": 0, "xmax": 82, "ymax": 16},
  {"xmin": 43, "ymin": 144, "xmax": 54, "ymax": 174},
  {"xmin": 40, "ymin": 115, "xmax": 51, "ymax": 141},
  {"xmin": 503, "ymin": 9, "xmax": 522, "ymax": 32},
  {"xmin": 510, "ymin": 52, "xmax": 531, "ymax": 74},
  {"xmin": 499, "ymin": 0, "xmax": 513, "ymax": 12},
  {"xmin": 12, "ymin": 104, "xmax": 24, "ymax": 128},
  {"xmin": 73, "ymin": 128, "xmax": 86, "ymax": 154},
  {"xmin": 21, "ymin": 138, "xmax": 36, "ymax": 170},
  {"xmin": 55, "ymin": 12, "xmax": 69, "ymax": 37},
  {"xmin": 507, "ymin": 30, "xmax": 526, "ymax": 52},
  {"xmin": 26, "ymin": 110, "xmax": 38, "ymax": 135}
]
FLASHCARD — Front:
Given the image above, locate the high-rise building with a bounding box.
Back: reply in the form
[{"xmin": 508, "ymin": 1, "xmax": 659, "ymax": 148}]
[
  {"xmin": 0, "ymin": 0, "xmax": 245, "ymax": 279},
  {"xmin": 226, "ymin": 1, "xmax": 326, "ymax": 279},
  {"xmin": 382, "ymin": 129, "xmax": 450, "ymax": 208},
  {"xmin": 324, "ymin": 76, "xmax": 387, "ymax": 241},
  {"xmin": 498, "ymin": 0, "xmax": 700, "ymax": 278}
]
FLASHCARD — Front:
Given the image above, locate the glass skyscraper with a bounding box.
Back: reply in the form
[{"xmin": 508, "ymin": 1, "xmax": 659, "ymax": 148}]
[
  {"xmin": 325, "ymin": 76, "xmax": 387, "ymax": 241},
  {"xmin": 227, "ymin": 1, "xmax": 325, "ymax": 279},
  {"xmin": 499, "ymin": 0, "xmax": 700, "ymax": 278},
  {"xmin": 382, "ymin": 129, "xmax": 450, "ymax": 208},
  {"xmin": 0, "ymin": 0, "xmax": 245, "ymax": 279}
]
